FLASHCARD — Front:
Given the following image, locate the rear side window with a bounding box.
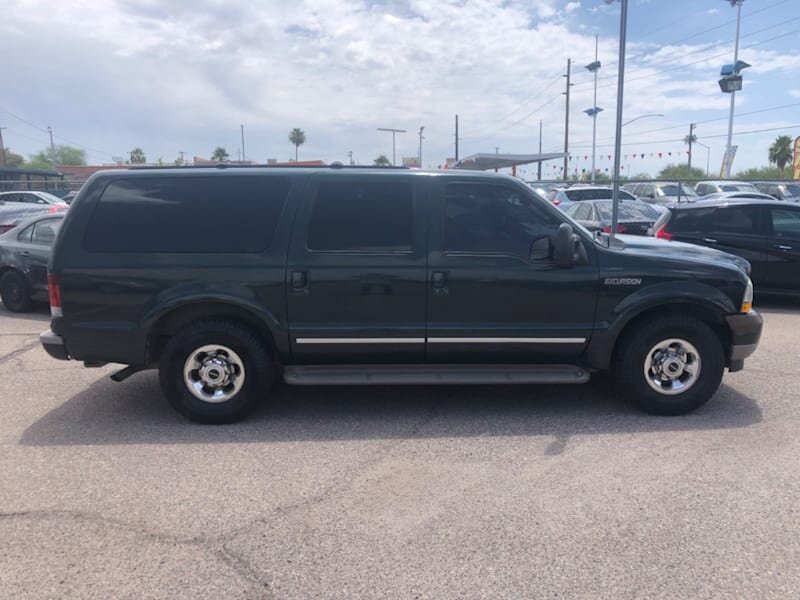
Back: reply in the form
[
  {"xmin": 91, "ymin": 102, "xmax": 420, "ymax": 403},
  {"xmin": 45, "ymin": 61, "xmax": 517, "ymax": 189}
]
[
  {"xmin": 770, "ymin": 208, "xmax": 800, "ymax": 237},
  {"xmin": 307, "ymin": 181, "xmax": 413, "ymax": 252},
  {"xmin": 668, "ymin": 208, "xmax": 713, "ymax": 232},
  {"xmin": 709, "ymin": 206, "xmax": 760, "ymax": 234},
  {"xmin": 84, "ymin": 176, "xmax": 290, "ymax": 253}
]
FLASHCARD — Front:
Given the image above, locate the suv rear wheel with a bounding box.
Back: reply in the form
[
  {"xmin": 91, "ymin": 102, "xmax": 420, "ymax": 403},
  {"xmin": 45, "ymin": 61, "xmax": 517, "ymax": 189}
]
[
  {"xmin": 158, "ymin": 319, "xmax": 273, "ymax": 423},
  {"xmin": 614, "ymin": 316, "xmax": 724, "ymax": 415}
]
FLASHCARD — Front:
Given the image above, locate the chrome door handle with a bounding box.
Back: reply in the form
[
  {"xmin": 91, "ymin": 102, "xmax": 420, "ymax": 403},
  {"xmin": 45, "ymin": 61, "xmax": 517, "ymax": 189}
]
[
  {"xmin": 774, "ymin": 244, "xmax": 793, "ymax": 251},
  {"xmin": 702, "ymin": 237, "xmax": 717, "ymax": 243}
]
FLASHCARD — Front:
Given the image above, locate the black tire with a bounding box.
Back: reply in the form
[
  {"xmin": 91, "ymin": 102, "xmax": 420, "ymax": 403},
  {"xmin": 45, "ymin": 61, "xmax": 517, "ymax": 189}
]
[
  {"xmin": 0, "ymin": 270, "xmax": 33, "ymax": 313},
  {"xmin": 614, "ymin": 316, "xmax": 725, "ymax": 416},
  {"xmin": 158, "ymin": 319, "xmax": 274, "ymax": 424}
]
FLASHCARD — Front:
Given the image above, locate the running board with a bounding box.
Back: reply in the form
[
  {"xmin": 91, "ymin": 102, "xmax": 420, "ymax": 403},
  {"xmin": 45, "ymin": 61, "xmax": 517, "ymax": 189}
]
[{"xmin": 283, "ymin": 364, "xmax": 590, "ymax": 386}]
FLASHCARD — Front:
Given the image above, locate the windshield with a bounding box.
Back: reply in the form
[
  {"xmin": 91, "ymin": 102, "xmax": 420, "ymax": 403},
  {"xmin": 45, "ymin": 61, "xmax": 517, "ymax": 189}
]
[
  {"xmin": 657, "ymin": 184, "xmax": 697, "ymax": 197},
  {"xmin": 565, "ymin": 188, "xmax": 635, "ymax": 201},
  {"xmin": 720, "ymin": 184, "xmax": 756, "ymax": 192},
  {"xmin": 784, "ymin": 184, "xmax": 800, "ymax": 197},
  {"xmin": 595, "ymin": 201, "xmax": 659, "ymax": 221}
]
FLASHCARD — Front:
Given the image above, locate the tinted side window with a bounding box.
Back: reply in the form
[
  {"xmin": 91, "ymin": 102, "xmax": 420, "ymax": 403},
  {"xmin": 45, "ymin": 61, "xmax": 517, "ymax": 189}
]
[
  {"xmin": 573, "ymin": 203, "xmax": 593, "ymax": 220},
  {"xmin": 443, "ymin": 183, "xmax": 558, "ymax": 258},
  {"xmin": 84, "ymin": 176, "xmax": 290, "ymax": 253},
  {"xmin": 669, "ymin": 208, "xmax": 713, "ymax": 233},
  {"xmin": 307, "ymin": 181, "xmax": 413, "ymax": 252},
  {"xmin": 771, "ymin": 208, "xmax": 800, "ymax": 238},
  {"xmin": 709, "ymin": 206, "xmax": 760, "ymax": 234},
  {"xmin": 16, "ymin": 223, "xmax": 34, "ymax": 243}
]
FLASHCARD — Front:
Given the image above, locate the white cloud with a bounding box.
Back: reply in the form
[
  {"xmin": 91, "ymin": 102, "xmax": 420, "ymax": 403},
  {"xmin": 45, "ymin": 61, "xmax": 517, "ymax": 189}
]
[
  {"xmin": 565, "ymin": 2, "xmax": 581, "ymax": 14},
  {"xmin": 791, "ymin": 90, "xmax": 800, "ymax": 99},
  {"xmin": 707, "ymin": 8, "xmax": 719, "ymax": 14}
]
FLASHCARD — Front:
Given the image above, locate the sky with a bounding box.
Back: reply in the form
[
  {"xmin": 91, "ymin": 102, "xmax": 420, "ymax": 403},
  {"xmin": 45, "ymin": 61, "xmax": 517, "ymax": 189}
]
[{"xmin": 2, "ymin": 0, "xmax": 799, "ymax": 179}]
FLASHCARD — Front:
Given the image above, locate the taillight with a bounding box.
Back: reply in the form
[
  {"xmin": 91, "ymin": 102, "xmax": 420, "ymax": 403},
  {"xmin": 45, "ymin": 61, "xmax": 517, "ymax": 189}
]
[
  {"xmin": 0, "ymin": 225, "xmax": 14, "ymax": 234},
  {"xmin": 553, "ymin": 199, "xmax": 561, "ymax": 206},
  {"xmin": 602, "ymin": 224, "xmax": 626, "ymax": 233},
  {"xmin": 48, "ymin": 205, "xmax": 66, "ymax": 213},
  {"xmin": 655, "ymin": 224, "xmax": 672, "ymax": 240},
  {"xmin": 602, "ymin": 225, "xmax": 612, "ymax": 233},
  {"xmin": 48, "ymin": 273, "xmax": 63, "ymax": 317}
]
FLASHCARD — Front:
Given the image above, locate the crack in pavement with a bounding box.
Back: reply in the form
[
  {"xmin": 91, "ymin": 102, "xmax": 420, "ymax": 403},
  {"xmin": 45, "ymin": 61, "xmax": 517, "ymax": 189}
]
[
  {"xmin": 0, "ymin": 509, "xmax": 271, "ymax": 595},
  {"xmin": 0, "ymin": 340, "xmax": 42, "ymax": 367}
]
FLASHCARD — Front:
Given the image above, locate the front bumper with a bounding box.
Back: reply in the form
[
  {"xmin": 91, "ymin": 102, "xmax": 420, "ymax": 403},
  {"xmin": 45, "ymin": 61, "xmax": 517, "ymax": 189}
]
[
  {"xmin": 40, "ymin": 329, "xmax": 70, "ymax": 361},
  {"xmin": 726, "ymin": 310, "xmax": 763, "ymax": 370}
]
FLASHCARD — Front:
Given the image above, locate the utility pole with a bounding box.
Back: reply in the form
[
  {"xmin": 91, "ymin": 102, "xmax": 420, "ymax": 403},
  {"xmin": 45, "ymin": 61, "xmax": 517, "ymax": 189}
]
[
  {"xmin": 418, "ymin": 126, "xmax": 425, "ymax": 168},
  {"xmin": 347, "ymin": 150, "xmax": 354, "ymax": 165},
  {"xmin": 562, "ymin": 58, "xmax": 572, "ymax": 181},
  {"xmin": 377, "ymin": 127, "xmax": 406, "ymax": 166},
  {"xmin": 537, "ymin": 119, "xmax": 543, "ymax": 181},
  {"xmin": 179, "ymin": 150, "xmax": 185, "ymax": 165},
  {"xmin": 0, "ymin": 127, "xmax": 6, "ymax": 167},
  {"xmin": 47, "ymin": 126, "xmax": 56, "ymax": 166},
  {"xmin": 686, "ymin": 123, "xmax": 695, "ymax": 176},
  {"xmin": 240, "ymin": 124, "xmax": 246, "ymax": 162},
  {"xmin": 454, "ymin": 114, "xmax": 459, "ymax": 162}
]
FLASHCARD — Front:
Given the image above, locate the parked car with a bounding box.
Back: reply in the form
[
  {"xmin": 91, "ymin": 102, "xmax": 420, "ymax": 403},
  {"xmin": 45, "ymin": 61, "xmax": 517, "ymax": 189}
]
[
  {"xmin": 752, "ymin": 182, "xmax": 800, "ymax": 201},
  {"xmin": 695, "ymin": 181, "xmax": 758, "ymax": 196},
  {"xmin": 61, "ymin": 191, "xmax": 79, "ymax": 204},
  {"xmin": 0, "ymin": 191, "xmax": 68, "ymax": 206},
  {"xmin": 623, "ymin": 182, "xmax": 698, "ymax": 205},
  {"xmin": 654, "ymin": 198, "xmax": 800, "ymax": 295},
  {"xmin": 563, "ymin": 199, "xmax": 661, "ymax": 235},
  {"xmin": 547, "ymin": 186, "xmax": 639, "ymax": 207},
  {"xmin": 0, "ymin": 202, "xmax": 65, "ymax": 234},
  {"xmin": 41, "ymin": 167, "xmax": 761, "ymax": 423},
  {"xmin": 0, "ymin": 212, "xmax": 65, "ymax": 312}
]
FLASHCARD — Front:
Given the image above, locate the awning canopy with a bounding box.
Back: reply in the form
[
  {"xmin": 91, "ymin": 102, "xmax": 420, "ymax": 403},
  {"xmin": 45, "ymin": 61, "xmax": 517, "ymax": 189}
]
[{"xmin": 453, "ymin": 152, "xmax": 566, "ymax": 171}]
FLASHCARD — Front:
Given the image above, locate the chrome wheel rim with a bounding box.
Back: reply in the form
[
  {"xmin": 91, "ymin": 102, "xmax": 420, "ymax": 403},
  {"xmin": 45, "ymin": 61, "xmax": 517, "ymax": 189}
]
[
  {"xmin": 183, "ymin": 344, "xmax": 246, "ymax": 403},
  {"xmin": 643, "ymin": 338, "xmax": 701, "ymax": 396}
]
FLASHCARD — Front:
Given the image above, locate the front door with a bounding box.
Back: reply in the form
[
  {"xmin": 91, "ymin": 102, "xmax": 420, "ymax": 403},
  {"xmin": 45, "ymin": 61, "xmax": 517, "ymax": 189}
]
[
  {"xmin": 426, "ymin": 178, "xmax": 599, "ymax": 363},
  {"xmin": 286, "ymin": 174, "xmax": 428, "ymax": 363},
  {"xmin": 765, "ymin": 205, "xmax": 800, "ymax": 292}
]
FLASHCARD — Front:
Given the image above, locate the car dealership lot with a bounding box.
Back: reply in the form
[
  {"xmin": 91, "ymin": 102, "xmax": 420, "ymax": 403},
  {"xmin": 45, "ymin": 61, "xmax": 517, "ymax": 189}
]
[{"xmin": 1, "ymin": 304, "xmax": 799, "ymax": 599}]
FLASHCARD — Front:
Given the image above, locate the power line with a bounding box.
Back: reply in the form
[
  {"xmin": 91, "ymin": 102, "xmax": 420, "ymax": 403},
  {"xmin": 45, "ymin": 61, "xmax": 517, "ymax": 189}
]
[{"xmin": 568, "ymin": 124, "xmax": 800, "ymax": 149}]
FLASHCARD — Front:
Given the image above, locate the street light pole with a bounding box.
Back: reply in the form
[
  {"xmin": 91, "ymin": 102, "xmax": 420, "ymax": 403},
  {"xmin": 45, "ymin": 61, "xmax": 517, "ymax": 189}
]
[
  {"xmin": 608, "ymin": 0, "xmax": 629, "ymax": 240},
  {"xmin": 240, "ymin": 124, "xmax": 246, "ymax": 162},
  {"xmin": 377, "ymin": 127, "xmax": 406, "ymax": 166},
  {"xmin": 621, "ymin": 113, "xmax": 664, "ymax": 127},
  {"xmin": 694, "ymin": 140, "xmax": 711, "ymax": 176},
  {"xmin": 724, "ymin": 0, "xmax": 744, "ymax": 178},
  {"xmin": 585, "ymin": 35, "xmax": 602, "ymax": 183},
  {"xmin": 418, "ymin": 126, "xmax": 425, "ymax": 168}
]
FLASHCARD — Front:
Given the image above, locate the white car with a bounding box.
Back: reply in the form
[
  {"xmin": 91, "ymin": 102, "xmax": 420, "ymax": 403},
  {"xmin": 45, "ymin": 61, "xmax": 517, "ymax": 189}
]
[{"xmin": 0, "ymin": 191, "xmax": 68, "ymax": 206}]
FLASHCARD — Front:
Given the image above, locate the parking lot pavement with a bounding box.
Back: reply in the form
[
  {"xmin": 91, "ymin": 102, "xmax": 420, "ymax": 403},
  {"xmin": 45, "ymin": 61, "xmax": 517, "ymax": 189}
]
[{"xmin": 1, "ymin": 303, "xmax": 799, "ymax": 599}]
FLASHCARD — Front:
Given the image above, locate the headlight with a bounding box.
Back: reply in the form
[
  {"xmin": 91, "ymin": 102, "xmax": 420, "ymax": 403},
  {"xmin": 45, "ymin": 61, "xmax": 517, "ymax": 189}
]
[{"xmin": 741, "ymin": 277, "xmax": 753, "ymax": 313}]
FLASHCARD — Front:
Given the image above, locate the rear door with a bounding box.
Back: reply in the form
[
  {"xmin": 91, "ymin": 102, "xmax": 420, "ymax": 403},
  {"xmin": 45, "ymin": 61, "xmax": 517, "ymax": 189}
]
[
  {"xmin": 765, "ymin": 205, "xmax": 800, "ymax": 292},
  {"xmin": 286, "ymin": 173, "xmax": 428, "ymax": 363},
  {"xmin": 705, "ymin": 205, "xmax": 768, "ymax": 287}
]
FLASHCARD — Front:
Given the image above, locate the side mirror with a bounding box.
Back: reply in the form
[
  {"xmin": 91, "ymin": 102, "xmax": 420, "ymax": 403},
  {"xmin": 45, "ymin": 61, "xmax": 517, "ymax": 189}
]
[
  {"xmin": 554, "ymin": 223, "xmax": 573, "ymax": 268},
  {"xmin": 529, "ymin": 236, "xmax": 551, "ymax": 261}
]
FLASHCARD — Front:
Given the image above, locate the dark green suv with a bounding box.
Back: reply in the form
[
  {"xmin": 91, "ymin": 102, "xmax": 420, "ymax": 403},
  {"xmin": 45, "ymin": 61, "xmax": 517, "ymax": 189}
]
[{"xmin": 40, "ymin": 166, "xmax": 762, "ymax": 423}]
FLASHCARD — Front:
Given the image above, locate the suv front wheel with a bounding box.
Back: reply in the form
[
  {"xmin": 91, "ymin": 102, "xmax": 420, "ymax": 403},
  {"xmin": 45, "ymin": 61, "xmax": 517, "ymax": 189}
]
[
  {"xmin": 158, "ymin": 319, "xmax": 273, "ymax": 423},
  {"xmin": 614, "ymin": 316, "xmax": 725, "ymax": 415}
]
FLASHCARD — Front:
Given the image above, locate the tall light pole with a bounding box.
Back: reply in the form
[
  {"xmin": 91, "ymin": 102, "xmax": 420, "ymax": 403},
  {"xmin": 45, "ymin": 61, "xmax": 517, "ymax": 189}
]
[
  {"xmin": 537, "ymin": 119, "xmax": 543, "ymax": 181},
  {"xmin": 240, "ymin": 124, "xmax": 246, "ymax": 162},
  {"xmin": 585, "ymin": 35, "xmax": 602, "ymax": 183},
  {"xmin": 377, "ymin": 127, "xmax": 406, "ymax": 166},
  {"xmin": 685, "ymin": 123, "xmax": 696, "ymax": 176},
  {"xmin": 621, "ymin": 113, "xmax": 664, "ymax": 127},
  {"xmin": 607, "ymin": 0, "xmax": 629, "ymax": 240},
  {"xmin": 693, "ymin": 140, "xmax": 711, "ymax": 176},
  {"xmin": 723, "ymin": 0, "xmax": 744, "ymax": 178},
  {"xmin": 418, "ymin": 126, "xmax": 425, "ymax": 168}
]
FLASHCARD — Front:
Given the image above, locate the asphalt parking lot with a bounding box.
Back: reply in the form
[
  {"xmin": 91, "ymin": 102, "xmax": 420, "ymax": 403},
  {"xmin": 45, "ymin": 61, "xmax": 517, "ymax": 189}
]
[{"xmin": 1, "ymin": 302, "xmax": 799, "ymax": 599}]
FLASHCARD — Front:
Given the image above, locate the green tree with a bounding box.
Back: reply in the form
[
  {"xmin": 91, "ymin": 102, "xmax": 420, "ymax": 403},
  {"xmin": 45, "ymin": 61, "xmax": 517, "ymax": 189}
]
[
  {"xmin": 657, "ymin": 163, "xmax": 705, "ymax": 180},
  {"xmin": 211, "ymin": 146, "xmax": 230, "ymax": 162},
  {"xmin": 373, "ymin": 154, "xmax": 391, "ymax": 166},
  {"xmin": 27, "ymin": 144, "xmax": 87, "ymax": 169},
  {"xmin": 288, "ymin": 128, "xmax": 306, "ymax": 161},
  {"xmin": 2, "ymin": 148, "xmax": 25, "ymax": 167},
  {"xmin": 768, "ymin": 135, "xmax": 793, "ymax": 175},
  {"xmin": 735, "ymin": 165, "xmax": 785, "ymax": 180},
  {"xmin": 129, "ymin": 147, "xmax": 146, "ymax": 164}
]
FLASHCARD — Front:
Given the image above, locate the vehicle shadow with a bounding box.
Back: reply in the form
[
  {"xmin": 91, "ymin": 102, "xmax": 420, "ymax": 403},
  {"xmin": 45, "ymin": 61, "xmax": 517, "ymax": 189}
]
[
  {"xmin": 0, "ymin": 302, "xmax": 51, "ymax": 322},
  {"xmin": 20, "ymin": 371, "xmax": 762, "ymax": 447},
  {"xmin": 755, "ymin": 295, "xmax": 799, "ymax": 315}
]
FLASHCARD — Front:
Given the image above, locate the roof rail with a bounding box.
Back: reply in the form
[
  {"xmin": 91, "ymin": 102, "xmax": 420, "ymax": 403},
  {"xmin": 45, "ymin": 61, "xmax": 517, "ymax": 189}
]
[{"xmin": 127, "ymin": 164, "xmax": 411, "ymax": 171}]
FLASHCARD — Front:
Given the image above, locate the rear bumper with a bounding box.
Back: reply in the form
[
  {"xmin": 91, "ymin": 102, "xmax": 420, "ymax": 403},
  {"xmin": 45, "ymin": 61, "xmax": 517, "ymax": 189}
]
[
  {"xmin": 40, "ymin": 329, "xmax": 70, "ymax": 361},
  {"xmin": 726, "ymin": 310, "xmax": 763, "ymax": 370}
]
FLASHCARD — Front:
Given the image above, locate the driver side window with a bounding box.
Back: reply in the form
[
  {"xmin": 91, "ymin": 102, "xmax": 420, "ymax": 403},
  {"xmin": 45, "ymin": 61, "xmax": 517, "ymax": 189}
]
[{"xmin": 443, "ymin": 183, "xmax": 558, "ymax": 260}]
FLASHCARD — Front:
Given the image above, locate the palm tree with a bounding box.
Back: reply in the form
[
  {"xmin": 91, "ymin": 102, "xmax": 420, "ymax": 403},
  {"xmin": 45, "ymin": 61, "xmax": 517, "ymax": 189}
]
[
  {"xmin": 129, "ymin": 147, "xmax": 146, "ymax": 164},
  {"xmin": 211, "ymin": 147, "xmax": 230, "ymax": 162},
  {"xmin": 288, "ymin": 128, "xmax": 306, "ymax": 161},
  {"xmin": 768, "ymin": 135, "xmax": 794, "ymax": 176},
  {"xmin": 373, "ymin": 154, "xmax": 391, "ymax": 166}
]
